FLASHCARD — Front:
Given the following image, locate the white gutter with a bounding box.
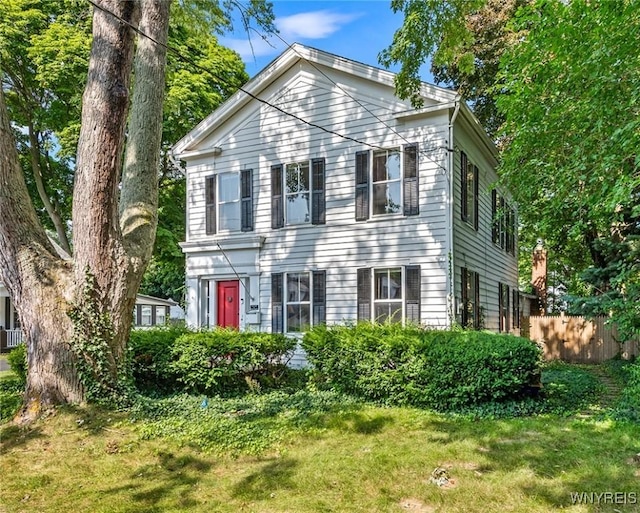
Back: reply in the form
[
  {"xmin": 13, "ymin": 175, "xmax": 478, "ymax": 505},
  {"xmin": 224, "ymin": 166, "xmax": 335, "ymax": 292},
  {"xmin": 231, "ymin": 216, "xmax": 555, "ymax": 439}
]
[{"xmin": 447, "ymin": 97, "xmax": 461, "ymax": 327}]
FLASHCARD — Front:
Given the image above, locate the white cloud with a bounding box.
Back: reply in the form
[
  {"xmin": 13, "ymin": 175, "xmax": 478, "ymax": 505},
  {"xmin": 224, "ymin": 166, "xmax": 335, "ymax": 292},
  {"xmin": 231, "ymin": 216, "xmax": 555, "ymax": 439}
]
[
  {"xmin": 276, "ymin": 10, "xmax": 361, "ymax": 40},
  {"xmin": 223, "ymin": 10, "xmax": 361, "ymax": 61}
]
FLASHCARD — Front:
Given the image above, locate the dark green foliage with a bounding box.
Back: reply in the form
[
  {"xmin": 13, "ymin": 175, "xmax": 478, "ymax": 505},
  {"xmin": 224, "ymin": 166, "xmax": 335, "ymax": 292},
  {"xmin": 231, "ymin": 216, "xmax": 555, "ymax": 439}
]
[
  {"xmin": 6, "ymin": 344, "xmax": 26, "ymax": 384},
  {"xmin": 302, "ymin": 323, "xmax": 542, "ymax": 410},
  {"xmin": 0, "ymin": 374, "xmax": 23, "ymax": 422},
  {"xmin": 129, "ymin": 324, "xmax": 189, "ymax": 394},
  {"xmin": 169, "ymin": 330, "xmax": 297, "ymax": 396},
  {"xmin": 607, "ymin": 359, "xmax": 640, "ymax": 422}
]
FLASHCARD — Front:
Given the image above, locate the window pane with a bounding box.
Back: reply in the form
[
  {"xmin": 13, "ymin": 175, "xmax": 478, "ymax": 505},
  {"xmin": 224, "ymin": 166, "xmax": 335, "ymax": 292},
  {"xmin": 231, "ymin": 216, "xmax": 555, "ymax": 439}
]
[
  {"xmin": 287, "ymin": 273, "xmax": 310, "ymax": 302},
  {"xmin": 155, "ymin": 306, "xmax": 166, "ymax": 325},
  {"xmin": 375, "ymin": 269, "xmax": 401, "ymax": 300},
  {"xmin": 386, "ymin": 151, "xmax": 401, "ymax": 180},
  {"xmin": 287, "ymin": 304, "xmax": 311, "ymax": 332},
  {"xmin": 286, "ymin": 162, "xmax": 309, "ymax": 194},
  {"xmin": 374, "ymin": 303, "xmax": 402, "ymax": 323},
  {"xmin": 141, "ymin": 305, "xmax": 152, "ymax": 326},
  {"xmin": 218, "ymin": 173, "xmax": 239, "ymax": 202},
  {"xmin": 286, "ymin": 193, "xmax": 310, "ymax": 224},
  {"xmin": 219, "ymin": 203, "xmax": 241, "ymax": 231},
  {"xmin": 373, "ymin": 182, "xmax": 401, "ymax": 215},
  {"xmin": 373, "ymin": 151, "xmax": 387, "ymax": 182}
]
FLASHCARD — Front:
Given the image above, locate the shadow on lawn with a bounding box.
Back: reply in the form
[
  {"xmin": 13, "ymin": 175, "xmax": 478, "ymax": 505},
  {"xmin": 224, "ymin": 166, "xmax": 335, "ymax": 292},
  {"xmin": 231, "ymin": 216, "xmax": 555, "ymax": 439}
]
[
  {"xmin": 104, "ymin": 450, "xmax": 213, "ymax": 511},
  {"xmin": 232, "ymin": 457, "xmax": 299, "ymax": 500},
  {"xmin": 426, "ymin": 415, "xmax": 640, "ymax": 509}
]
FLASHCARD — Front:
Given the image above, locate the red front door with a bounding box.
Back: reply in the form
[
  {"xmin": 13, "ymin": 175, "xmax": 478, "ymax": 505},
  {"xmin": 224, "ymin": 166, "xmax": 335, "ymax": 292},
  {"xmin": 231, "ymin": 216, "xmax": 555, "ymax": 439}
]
[{"xmin": 217, "ymin": 280, "xmax": 239, "ymax": 329}]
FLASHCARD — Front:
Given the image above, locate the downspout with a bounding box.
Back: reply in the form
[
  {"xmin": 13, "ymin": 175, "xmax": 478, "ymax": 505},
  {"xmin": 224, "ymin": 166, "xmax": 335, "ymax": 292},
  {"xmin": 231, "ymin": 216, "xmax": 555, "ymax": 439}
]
[{"xmin": 447, "ymin": 97, "xmax": 461, "ymax": 328}]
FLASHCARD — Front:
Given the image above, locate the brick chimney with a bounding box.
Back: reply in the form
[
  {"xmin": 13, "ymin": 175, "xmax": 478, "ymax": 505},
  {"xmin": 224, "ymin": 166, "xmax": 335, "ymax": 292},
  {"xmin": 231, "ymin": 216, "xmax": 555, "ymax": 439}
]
[{"xmin": 531, "ymin": 239, "xmax": 547, "ymax": 315}]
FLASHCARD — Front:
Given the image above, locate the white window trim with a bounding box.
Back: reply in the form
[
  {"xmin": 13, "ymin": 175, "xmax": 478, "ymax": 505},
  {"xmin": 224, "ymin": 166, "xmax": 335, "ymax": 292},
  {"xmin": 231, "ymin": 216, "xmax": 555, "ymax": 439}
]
[{"xmin": 217, "ymin": 171, "xmax": 241, "ymax": 233}]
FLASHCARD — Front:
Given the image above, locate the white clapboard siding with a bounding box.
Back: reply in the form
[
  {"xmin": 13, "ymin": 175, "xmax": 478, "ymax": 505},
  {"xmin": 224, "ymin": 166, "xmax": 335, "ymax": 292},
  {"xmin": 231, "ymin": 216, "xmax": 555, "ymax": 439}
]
[{"xmin": 176, "ymin": 44, "xmax": 514, "ymax": 341}]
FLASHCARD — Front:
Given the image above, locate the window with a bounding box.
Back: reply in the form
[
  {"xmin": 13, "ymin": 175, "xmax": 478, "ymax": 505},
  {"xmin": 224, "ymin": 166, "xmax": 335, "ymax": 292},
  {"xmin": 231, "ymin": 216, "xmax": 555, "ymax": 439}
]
[
  {"xmin": 205, "ymin": 170, "xmax": 253, "ymax": 235},
  {"xmin": 492, "ymin": 189, "xmax": 516, "ymax": 255},
  {"xmin": 357, "ymin": 266, "xmax": 421, "ymax": 324},
  {"xmin": 285, "ymin": 162, "xmax": 310, "ymax": 224},
  {"xmin": 355, "ymin": 144, "xmax": 419, "ymax": 221},
  {"xmin": 141, "ymin": 305, "xmax": 152, "ymax": 326},
  {"xmin": 272, "ymin": 159, "xmax": 325, "ymax": 228},
  {"xmin": 373, "ymin": 149, "xmax": 402, "ymax": 215},
  {"xmin": 512, "ymin": 289, "xmax": 520, "ymax": 329},
  {"xmin": 272, "ymin": 271, "xmax": 326, "ymax": 333},
  {"xmin": 461, "ymin": 267, "xmax": 480, "ymax": 329},
  {"xmin": 155, "ymin": 306, "xmax": 166, "ymax": 326},
  {"xmin": 499, "ymin": 282, "xmax": 510, "ymax": 332},
  {"xmin": 460, "ymin": 152, "xmax": 479, "ymax": 230}
]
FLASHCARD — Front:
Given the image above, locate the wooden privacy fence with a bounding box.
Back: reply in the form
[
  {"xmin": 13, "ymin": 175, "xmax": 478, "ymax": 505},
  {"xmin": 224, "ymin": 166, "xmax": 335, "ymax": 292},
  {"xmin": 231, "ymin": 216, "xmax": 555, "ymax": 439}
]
[{"xmin": 522, "ymin": 314, "xmax": 639, "ymax": 364}]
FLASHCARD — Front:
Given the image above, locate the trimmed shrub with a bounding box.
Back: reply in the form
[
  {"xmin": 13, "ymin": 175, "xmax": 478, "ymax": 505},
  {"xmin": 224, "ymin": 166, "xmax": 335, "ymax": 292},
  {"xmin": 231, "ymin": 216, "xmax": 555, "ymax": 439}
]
[
  {"xmin": 171, "ymin": 329, "xmax": 297, "ymax": 395},
  {"xmin": 6, "ymin": 344, "xmax": 27, "ymax": 384},
  {"xmin": 129, "ymin": 324, "xmax": 189, "ymax": 394},
  {"xmin": 302, "ymin": 323, "xmax": 542, "ymax": 411}
]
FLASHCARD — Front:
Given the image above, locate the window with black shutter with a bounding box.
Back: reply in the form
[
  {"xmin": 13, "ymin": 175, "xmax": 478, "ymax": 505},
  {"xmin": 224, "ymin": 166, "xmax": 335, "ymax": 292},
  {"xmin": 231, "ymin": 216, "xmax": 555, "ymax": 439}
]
[
  {"xmin": 499, "ymin": 282, "xmax": 510, "ymax": 332},
  {"xmin": 312, "ymin": 270, "xmax": 326, "ymax": 325},
  {"xmin": 311, "ymin": 158, "xmax": 326, "ymax": 225},
  {"xmin": 205, "ymin": 175, "xmax": 216, "ymax": 235},
  {"xmin": 355, "ymin": 151, "xmax": 370, "ymax": 221},
  {"xmin": 461, "ymin": 152, "xmax": 468, "ymax": 222},
  {"xmin": 461, "ymin": 267, "xmax": 480, "ymax": 329},
  {"xmin": 240, "ymin": 169, "xmax": 253, "ymax": 231},
  {"xmin": 271, "ymin": 165, "xmax": 284, "ymax": 229},
  {"xmin": 271, "ymin": 273, "xmax": 283, "ymax": 333},
  {"xmin": 461, "ymin": 152, "xmax": 479, "ymax": 230},
  {"xmin": 491, "ymin": 189, "xmax": 499, "ymax": 244},
  {"xmin": 403, "ymin": 144, "xmax": 419, "ymax": 216},
  {"xmin": 357, "ymin": 268, "xmax": 371, "ymax": 321},
  {"xmin": 405, "ymin": 265, "xmax": 421, "ymax": 324},
  {"xmin": 357, "ymin": 266, "xmax": 420, "ymax": 324},
  {"xmin": 512, "ymin": 289, "xmax": 520, "ymax": 329}
]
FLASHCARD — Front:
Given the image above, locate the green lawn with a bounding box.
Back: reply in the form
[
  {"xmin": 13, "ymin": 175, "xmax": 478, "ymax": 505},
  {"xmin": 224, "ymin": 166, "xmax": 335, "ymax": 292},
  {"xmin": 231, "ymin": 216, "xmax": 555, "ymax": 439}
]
[{"xmin": 1, "ymin": 365, "xmax": 639, "ymax": 513}]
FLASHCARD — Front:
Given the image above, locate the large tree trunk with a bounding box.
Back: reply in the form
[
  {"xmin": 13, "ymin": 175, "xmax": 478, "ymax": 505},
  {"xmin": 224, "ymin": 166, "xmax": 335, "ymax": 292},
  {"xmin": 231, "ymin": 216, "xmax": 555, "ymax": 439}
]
[{"xmin": 0, "ymin": 0, "xmax": 171, "ymax": 419}]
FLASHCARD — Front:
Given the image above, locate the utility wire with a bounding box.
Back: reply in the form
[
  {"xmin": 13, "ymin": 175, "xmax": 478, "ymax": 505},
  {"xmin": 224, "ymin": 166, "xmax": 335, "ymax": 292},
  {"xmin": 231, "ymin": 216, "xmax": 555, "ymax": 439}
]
[
  {"xmin": 86, "ymin": 0, "xmax": 391, "ymax": 152},
  {"xmin": 235, "ymin": 6, "xmax": 449, "ymax": 171}
]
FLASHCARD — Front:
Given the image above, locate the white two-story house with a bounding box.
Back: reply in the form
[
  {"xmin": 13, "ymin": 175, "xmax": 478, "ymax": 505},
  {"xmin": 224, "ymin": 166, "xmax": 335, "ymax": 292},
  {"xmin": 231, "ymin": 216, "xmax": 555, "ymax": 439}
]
[{"xmin": 173, "ymin": 44, "xmax": 519, "ymax": 352}]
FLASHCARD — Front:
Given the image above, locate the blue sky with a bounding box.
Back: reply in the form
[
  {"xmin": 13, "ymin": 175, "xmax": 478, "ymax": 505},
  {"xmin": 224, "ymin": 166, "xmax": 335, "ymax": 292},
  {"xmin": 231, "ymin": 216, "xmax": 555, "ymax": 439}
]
[{"xmin": 222, "ymin": 0, "xmax": 433, "ymax": 82}]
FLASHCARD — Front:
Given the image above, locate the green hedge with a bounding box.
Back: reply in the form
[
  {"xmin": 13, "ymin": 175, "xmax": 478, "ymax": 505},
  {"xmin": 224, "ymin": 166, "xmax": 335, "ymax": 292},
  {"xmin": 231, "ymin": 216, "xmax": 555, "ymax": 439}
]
[
  {"xmin": 129, "ymin": 327, "xmax": 298, "ymax": 396},
  {"xmin": 302, "ymin": 323, "xmax": 542, "ymax": 410},
  {"xmin": 129, "ymin": 324, "xmax": 189, "ymax": 394},
  {"xmin": 171, "ymin": 330, "xmax": 297, "ymax": 396},
  {"xmin": 6, "ymin": 344, "xmax": 27, "ymax": 384}
]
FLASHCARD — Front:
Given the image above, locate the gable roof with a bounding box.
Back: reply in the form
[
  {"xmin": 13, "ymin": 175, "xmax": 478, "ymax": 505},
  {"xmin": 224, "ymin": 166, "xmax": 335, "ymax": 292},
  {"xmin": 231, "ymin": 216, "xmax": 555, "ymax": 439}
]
[{"xmin": 172, "ymin": 43, "xmax": 459, "ymax": 158}]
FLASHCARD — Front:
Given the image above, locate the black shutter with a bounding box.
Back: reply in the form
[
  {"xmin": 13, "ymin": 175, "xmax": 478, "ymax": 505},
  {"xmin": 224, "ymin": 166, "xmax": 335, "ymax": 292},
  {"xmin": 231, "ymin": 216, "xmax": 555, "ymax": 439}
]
[
  {"xmin": 512, "ymin": 289, "xmax": 520, "ymax": 329},
  {"xmin": 355, "ymin": 151, "xmax": 370, "ymax": 221},
  {"xmin": 499, "ymin": 196, "xmax": 506, "ymax": 249},
  {"xmin": 473, "ymin": 165, "xmax": 479, "ymax": 230},
  {"xmin": 491, "ymin": 189, "xmax": 499, "ymax": 244},
  {"xmin": 460, "ymin": 152, "xmax": 468, "ymax": 222},
  {"xmin": 271, "ymin": 164, "xmax": 284, "ymax": 229},
  {"xmin": 498, "ymin": 282, "xmax": 504, "ymax": 332},
  {"xmin": 240, "ymin": 169, "xmax": 253, "ymax": 232},
  {"xmin": 205, "ymin": 175, "xmax": 216, "ymax": 235},
  {"xmin": 312, "ymin": 270, "xmax": 326, "ymax": 325},
  {"xmin": 271, "ymin": 273, "xmax": 283, "ymax": 333},
  {"xmin": 311, "ymin": 158, "xmax": 326, "ymax": 225},
  {"xmin": 135, "ymin": 304, "xmax": 142, "ymax": 327},
  {"xmin": 403, "ymin": 144, "xmax": 419, "ymax": 216},
  {"xmin": 474, "ymin": 272, "xmax": 480, "ymax": 329},
  {"xmin": 405, "ymin": 265, "xmax": 421, "ymax": 324},
  {"xmin": 357, "ymin": 268, "xmax": 371, "ymax": 321},
  {"xmin": 461, "ymin": 267, "xmax": 468, "ymax": 327}
]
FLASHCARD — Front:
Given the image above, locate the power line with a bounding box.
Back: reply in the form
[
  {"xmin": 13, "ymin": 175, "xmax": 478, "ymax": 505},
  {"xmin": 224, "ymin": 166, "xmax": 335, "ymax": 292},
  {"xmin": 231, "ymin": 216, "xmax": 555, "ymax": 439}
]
[
  {"xmin": 234, "ymin": 5, "xmax": 449, "ymax": 171},
  {"xmin": 86, "ymin": 0, "xmax": 389, "ymax": 152}
]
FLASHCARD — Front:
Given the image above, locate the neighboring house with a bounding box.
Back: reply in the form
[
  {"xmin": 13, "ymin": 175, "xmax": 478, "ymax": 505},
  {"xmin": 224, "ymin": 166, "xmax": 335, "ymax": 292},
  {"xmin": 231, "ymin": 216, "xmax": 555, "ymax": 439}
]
[
  {"xmin": 0, "ymin": 282, "xmax": 183, "ymax": 351},
  {"xmin": 172, "ymin": 44, "xmax": 519, "ymax": 361},
  {"xmin": 133, "ymin": 294, "xmax": 185, "ymax": 328},
  {"xmin": 0, "ymin": 281, "xmax": 22, "ymax": 352}
]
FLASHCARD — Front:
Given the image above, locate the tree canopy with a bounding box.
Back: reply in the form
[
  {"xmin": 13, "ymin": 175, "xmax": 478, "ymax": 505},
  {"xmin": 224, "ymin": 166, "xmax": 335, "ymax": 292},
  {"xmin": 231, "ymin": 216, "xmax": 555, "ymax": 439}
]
[{"xmin": 382, "ymin": 0, "xmax": 640, "ymax": 339}]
